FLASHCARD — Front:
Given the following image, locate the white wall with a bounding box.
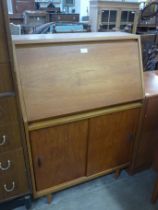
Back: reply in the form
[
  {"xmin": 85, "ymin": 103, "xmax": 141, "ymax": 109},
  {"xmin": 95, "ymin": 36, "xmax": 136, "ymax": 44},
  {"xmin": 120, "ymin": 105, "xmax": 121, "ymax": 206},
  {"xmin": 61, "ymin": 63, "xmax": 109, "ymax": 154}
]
[
  {"xmin": 7, "ymin": 0, "xmax": 13, "ymax": 14},
  {"xmin": 75, "ymin": 0, "xmax": 81, "ymax": 13},
  {"xmin": 80, "ymin": 0, "xmax": 89, "ymax": 19}
]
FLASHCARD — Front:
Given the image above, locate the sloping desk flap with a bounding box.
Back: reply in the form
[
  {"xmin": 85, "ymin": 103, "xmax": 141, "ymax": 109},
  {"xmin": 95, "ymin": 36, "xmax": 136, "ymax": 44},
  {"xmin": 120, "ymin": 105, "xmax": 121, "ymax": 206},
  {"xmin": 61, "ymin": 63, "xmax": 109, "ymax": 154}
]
[{"xmin": 13, "ymin": 32, "xmax": 144, "ymax": 122}]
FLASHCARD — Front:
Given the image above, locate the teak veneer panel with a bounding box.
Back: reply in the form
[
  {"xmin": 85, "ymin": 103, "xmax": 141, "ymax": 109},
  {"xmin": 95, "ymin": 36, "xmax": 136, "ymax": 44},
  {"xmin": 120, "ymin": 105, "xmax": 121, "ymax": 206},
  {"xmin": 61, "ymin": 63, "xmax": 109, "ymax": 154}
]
[
  {"xmin": 87, "ymin": 107, "xmax": 140, "ymax": 176},
  {"xmin": 30, "ymin": 120, "xmax": 88, "ymax": 191},
  {"xmin": 13, "ymin": 33, "xmax": 144, "ymax": 122}
]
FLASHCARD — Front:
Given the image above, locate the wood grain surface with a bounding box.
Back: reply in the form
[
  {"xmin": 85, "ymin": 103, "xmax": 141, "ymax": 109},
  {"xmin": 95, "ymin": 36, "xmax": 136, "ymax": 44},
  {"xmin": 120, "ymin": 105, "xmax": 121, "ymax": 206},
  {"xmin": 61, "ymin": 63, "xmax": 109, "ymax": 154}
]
[
  {"xmin": 87, "ymin": 108, "xmax": 140, "ymax": 175},
  {"xmin": 12, "ymin": 32, "xmax": 138, "ymax": 44},
  {"xmin": 144, "ymin": 70, "xmax": 158, "ymax": 97},
  {"xmin": 14, "ymin": 39, "xmax": 143, "ymax": 122},
  {"xmin": 30, "ymin": 120, "xmax": 88, "ymax": 191}
]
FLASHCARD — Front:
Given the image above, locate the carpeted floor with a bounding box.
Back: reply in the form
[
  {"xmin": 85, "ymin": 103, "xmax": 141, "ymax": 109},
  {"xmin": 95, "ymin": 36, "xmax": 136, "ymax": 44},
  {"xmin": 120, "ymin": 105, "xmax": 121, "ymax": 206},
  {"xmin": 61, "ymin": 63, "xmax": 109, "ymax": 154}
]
[{"xmin": 15, "ymin": 169, "xmax": 158, "ymax": 210}]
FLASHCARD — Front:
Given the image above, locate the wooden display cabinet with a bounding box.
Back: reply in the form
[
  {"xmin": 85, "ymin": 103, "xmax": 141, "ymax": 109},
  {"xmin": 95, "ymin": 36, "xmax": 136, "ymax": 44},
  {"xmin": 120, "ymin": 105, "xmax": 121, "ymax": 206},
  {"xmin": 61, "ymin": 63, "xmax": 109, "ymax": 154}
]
[
  {"xmin": 12, "ymin": 32, "xmax": 144, "ymax": 200},
  {"xmin": 90, "ymin": 0, "xmax": 140, "ymax": 33}
]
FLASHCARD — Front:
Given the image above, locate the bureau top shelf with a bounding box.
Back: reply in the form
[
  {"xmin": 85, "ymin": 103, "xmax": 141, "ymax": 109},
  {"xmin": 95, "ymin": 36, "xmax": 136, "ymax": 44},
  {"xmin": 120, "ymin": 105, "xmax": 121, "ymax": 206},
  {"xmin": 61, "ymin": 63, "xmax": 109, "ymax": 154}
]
[
  {"xmin": 12, "ymin": 32, "xmax": 144, "ymax": 123},
  {"xmin": 12, "ymin": 32, "xmax": 138, "ymax": 44}
]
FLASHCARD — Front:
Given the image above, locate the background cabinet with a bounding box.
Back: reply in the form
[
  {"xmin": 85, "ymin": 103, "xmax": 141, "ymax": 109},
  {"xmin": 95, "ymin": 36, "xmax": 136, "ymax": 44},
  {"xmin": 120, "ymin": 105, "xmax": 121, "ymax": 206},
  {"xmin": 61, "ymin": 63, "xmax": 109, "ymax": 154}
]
[
  {"xmin": 12, "ymin": 0, "xmax": 35, "ymax": 14},
  {"xmin": 23, "ymin": 11, "xmax": 49, "ymax": 26},
  {"xmin": 49, "ymin": 13, "xmax": 80, "ymax": 22},
  {"xmin": 90, "ymin": 0, "xmax": 139, "ymax": 33}
]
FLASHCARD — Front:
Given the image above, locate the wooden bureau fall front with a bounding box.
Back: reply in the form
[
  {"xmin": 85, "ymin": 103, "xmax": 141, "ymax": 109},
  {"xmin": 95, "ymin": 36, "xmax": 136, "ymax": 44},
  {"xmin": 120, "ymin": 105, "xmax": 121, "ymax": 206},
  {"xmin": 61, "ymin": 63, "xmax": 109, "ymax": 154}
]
[{"xmin": 12, "ymin": 32, "xmax": 144, "ymax": 199}]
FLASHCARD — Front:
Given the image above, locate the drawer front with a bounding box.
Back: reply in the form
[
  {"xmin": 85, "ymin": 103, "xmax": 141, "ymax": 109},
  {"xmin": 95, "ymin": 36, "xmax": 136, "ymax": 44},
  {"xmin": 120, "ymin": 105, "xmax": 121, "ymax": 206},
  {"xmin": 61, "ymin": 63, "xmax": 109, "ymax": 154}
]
[
  {"xmin": 0, "ymin": 97, "xmax": 19, "ymax": 127},
  {"xmin": 0, "ymin": 123, "xmax": 21, "ymax": 153},
  {"xmin": 0, "ymin": 149, "xmax": 29, "ymax": 202},
  {"xmin": 0, "ymin": 63, "xmax": 13, "ymax": 94},
  {"xmin": 0, "ymin": 2, "xmax": 9, "ymax": 63}
]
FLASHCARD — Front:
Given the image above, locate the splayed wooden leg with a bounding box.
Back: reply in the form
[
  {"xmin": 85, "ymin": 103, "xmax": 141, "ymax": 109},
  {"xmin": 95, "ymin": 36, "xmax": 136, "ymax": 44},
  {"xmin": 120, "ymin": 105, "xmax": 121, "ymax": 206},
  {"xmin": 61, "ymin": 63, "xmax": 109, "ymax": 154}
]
[
  {"xmin": 47, "ymin": 194, "xmax": 53, "ymax": 204},
  {"xmin": 114, "ymin": 168, "xmax": 121, "ymax": 179},
  {"xmin": 152, "ymin": 179, "xmax": 158, "ymax": 204}
]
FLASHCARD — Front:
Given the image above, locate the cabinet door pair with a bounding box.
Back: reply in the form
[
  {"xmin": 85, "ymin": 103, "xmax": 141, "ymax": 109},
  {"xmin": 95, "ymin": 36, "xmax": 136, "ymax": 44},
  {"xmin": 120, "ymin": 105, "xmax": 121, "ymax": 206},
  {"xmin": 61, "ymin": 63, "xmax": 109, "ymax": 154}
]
[{"xmin": 30, "ymin": 108, "xmax": 140, "ymax": 191}]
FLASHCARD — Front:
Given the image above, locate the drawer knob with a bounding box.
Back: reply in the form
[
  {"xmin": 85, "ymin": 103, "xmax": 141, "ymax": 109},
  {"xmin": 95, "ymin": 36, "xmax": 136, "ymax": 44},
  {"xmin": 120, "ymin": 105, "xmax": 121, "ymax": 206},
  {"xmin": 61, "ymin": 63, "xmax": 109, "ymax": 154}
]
[
  {"xmin": 0, "ymin": 160, "xmax": 11, "ymax": 171},
  {"xmin": 0, "ymin": 135, "xmax": 6, "ymax": 146},
  {"xmin": 4, "ymin": 181, "xmax": 15, "ymax": 192}
]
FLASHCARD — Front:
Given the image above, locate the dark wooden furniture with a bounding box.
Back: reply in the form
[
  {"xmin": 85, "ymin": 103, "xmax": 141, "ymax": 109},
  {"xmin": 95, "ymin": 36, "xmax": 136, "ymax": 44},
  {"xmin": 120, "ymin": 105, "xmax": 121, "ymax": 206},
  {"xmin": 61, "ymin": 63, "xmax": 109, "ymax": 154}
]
[
  {"xmin": 9, "ymin": 14, "xmax": 24, "ymax": 25},
  {"xmin": 23, "ymin": 11, "xmax": 49, "ymax": 26},
  {"xmin": 12, "ymin": 0, "xmax": 35, "ymax": 14},
  {"xmin": 0, "ymin": 1, "xmax": 31, "ymax": 209},
  {"xmin": 49, "ymin": 13, "xmax": 79, "ymax": 22},
  {"xmin": 12, "ymin": 32, "xmax": 144, "ymax": 201},
  {"xmin": 130, "ymin": 70, "xmax": 158, "ymax": 173},
  {"xmin": 9, "ymin": 0, "xmax": 35, "ymax": 24}
]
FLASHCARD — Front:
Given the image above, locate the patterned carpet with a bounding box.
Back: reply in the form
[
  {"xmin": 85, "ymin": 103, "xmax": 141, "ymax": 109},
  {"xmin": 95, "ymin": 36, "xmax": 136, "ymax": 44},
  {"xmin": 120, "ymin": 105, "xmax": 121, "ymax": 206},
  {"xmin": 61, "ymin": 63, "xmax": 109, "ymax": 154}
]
[{"xmin": 15, "ymin": 169, "xmax": 158, "ymax": 210}]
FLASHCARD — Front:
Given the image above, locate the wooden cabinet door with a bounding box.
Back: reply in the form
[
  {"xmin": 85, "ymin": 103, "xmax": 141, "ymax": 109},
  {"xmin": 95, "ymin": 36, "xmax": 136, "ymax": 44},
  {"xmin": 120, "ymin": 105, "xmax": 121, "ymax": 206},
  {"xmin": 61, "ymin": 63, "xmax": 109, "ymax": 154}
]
[
  {"xmin": 134, "ymin": 97, "xmax": 158, "ymax": 170},
  {"xmin": 30, "ymin": 120, "xmax": 88, "ymax": 191},
  {"xmin": 87, "ymin": 108, "xmax": 140, "ymax": 176}
]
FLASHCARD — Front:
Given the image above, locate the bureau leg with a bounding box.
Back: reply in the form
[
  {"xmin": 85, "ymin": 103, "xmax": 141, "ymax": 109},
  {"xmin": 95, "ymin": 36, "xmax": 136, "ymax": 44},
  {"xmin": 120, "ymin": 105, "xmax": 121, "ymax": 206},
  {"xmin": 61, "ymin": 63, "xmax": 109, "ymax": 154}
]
[
  {"xmin": 114, "ymin": 168, "xmax": 121, "ymax": 179},
  {"xmin": 152, "ymin": 179, "xmax": 158, "ymax": 204},
  {"xmin": 47, "ymin": 194, "xmax": 53, "ymax": 204}
]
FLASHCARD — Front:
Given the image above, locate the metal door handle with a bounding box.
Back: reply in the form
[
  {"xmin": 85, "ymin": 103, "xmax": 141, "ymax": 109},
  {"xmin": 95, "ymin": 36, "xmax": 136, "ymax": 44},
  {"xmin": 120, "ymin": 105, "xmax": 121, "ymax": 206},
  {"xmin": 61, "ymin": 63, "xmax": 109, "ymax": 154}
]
[
  {"xmin": 4, "ymin": 182, "xmax": 15, "ymax": 192},
  {"xmin": 0, "ymin": 160, "xmax": 11, "ymax": 171},
  {"xmin": 0, "ymin": 135, "xmax": 6, "ymax": 146}
]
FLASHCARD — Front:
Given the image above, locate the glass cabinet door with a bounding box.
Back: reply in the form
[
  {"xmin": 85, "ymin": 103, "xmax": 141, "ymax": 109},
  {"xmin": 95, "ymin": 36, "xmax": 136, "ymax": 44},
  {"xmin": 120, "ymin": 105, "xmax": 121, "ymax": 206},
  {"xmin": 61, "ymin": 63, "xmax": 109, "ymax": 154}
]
[
  {"xmin": 120, "ymin": 10, "xmax": 135, "ymax": 32},
  {"xmin": 100, "ymin": 10, "xmax": 117, "ymax": 31}
]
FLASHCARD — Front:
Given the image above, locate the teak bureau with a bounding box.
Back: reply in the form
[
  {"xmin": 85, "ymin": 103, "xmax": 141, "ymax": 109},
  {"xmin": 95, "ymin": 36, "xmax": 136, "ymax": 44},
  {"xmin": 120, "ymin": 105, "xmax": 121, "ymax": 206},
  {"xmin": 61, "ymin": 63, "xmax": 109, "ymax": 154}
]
[{"xmin": 12, "ymin": 32, "xmax": 144, "ymax": 200}]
